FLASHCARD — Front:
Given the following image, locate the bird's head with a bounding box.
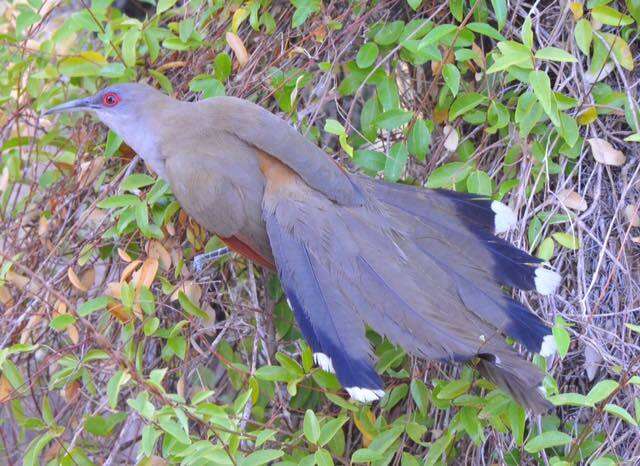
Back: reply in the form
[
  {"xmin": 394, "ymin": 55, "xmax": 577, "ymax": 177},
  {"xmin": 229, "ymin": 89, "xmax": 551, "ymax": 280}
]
[{"xmin": 44, "ymin": 83, "xmax": 171, "ymax": 159}]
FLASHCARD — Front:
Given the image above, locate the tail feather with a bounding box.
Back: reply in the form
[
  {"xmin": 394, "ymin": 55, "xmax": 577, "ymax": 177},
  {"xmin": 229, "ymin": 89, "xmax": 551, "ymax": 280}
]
[
  {"xmin": 365, "ymin": 177, "xmax": 559, "ymax": 295},
  {"xmin": 477, "ymin": 353, "xmax": 552, "ymax": 413}
]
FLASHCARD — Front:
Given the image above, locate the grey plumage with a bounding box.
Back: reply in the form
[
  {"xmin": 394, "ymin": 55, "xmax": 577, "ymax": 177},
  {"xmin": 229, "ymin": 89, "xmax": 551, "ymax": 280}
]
[{"xmin": 45, "ymin": 83, "xmax": 562, "ymax": 411}]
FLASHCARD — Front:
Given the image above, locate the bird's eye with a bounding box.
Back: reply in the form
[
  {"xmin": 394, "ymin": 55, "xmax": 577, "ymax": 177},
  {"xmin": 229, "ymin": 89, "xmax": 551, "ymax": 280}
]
[{"xmin": 102, "ymin": 92, "xmax": 121, "ymax": 107}]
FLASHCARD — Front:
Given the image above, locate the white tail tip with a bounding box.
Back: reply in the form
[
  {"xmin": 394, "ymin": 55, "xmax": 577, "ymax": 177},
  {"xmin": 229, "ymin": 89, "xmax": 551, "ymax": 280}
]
[
  {"xmin": 535, "ymin": 268, "xmax": 562, "ymax": 295},
  {"xmin": 539, "ymin": 334, "xmax": 557, "ymax": 358},
  {"xmin": 491, "ymin": 201, "xmax": 517, "ymax": 234},
  {"xmin": 346, "ymin": 387, "xmax": 385, "ymax": 403},
  {"xmin": 313, "ymin": 353, "xmax": 335, "ymax": 373}
]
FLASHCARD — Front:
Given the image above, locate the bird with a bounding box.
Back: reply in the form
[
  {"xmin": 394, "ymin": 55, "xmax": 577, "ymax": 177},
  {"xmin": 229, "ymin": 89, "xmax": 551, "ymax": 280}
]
[{"xmin": 45, "ymin": 83, "xmax": 561, "ymax": 412}]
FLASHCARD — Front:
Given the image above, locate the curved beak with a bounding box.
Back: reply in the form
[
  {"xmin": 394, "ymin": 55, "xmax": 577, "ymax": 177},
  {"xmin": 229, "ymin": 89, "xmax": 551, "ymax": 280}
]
[{"xmin": 43, "ymin": 96, "xmax": 99, "ymax": 116}]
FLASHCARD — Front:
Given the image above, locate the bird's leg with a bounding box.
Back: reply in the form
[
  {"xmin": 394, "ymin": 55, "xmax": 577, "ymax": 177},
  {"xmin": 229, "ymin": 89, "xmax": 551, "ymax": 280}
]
[{"xmin": 192, "ymin": 247, "xmax": 230, "ymax": 275}]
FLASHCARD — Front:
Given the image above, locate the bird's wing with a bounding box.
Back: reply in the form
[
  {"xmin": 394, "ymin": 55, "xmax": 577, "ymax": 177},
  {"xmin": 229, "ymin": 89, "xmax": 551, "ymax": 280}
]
[
  {"xmin": 199, "ymin": 96, "xmax": 365, "ymax": 207},
  {"xmin": 165, "ymin": 146, "xmax": 274, "ymax": 266}
]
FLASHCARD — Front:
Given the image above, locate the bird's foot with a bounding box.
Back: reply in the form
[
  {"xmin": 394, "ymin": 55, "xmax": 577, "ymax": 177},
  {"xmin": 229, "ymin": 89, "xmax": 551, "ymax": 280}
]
[{"xmin": 192, "ymin": 247, "xmax": 230, "ymax": 276}]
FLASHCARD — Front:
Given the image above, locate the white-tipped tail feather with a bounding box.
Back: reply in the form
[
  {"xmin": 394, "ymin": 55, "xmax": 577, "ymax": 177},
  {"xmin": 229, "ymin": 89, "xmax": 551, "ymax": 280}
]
[
  {"xmin": 539, "ymin": 334, "xmax": 557, "ymax": 358},
  {"xmin": 491, "ymin": 201, "xmax": 517, "ymax": 234},
  {"xmin": 534, "ymin": 268, "xmax": 562, "ymax": 295},
  {"xmin": 313, "ymin": 352, "xmax": 335, "ymax": 373},
  {"xmin": 346, "ymin": 387, "xmax": 385, "ymax": 403}
]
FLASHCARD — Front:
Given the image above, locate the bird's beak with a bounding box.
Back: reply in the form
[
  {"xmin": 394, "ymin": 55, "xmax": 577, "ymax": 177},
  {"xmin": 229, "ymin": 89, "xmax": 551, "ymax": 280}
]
[{"xmin": 43, "ymin": 96, "xmax": 98, "ymax": 116}]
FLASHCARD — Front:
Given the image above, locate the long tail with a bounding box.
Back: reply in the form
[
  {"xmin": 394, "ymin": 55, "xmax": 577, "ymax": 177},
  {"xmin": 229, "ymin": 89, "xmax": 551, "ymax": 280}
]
[
  {"xmin": 477, "ymin": 352, "xmax": 551, "ymax": 413},
  {"xmin": 261, "ymin": 171, "xmax": 559, "ymax": 410}
]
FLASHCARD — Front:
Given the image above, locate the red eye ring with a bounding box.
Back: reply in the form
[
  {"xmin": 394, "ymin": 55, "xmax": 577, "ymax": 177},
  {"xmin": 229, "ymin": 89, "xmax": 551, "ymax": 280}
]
[{"xmin": 102, "ymin": 92, "xmax": 121, "ymax": 107}]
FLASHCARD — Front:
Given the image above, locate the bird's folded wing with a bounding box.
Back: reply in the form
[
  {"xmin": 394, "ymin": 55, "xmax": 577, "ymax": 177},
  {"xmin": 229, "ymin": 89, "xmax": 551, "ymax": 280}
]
[{"xmin": 201, "ymin": 96, "xmax": 364, "ymax": 207}]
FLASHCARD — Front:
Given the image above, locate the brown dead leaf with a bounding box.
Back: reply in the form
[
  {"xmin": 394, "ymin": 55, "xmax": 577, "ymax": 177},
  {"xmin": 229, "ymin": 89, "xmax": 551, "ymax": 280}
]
[
  {"xmin": 68, "ymin": 267, "xmax": 88, "ymax": 292},
  {"xmin": 0, "ymin": 375, "xmax": 12, "ymax": 403},
  {"xmin": 118, "ymin": 247, "xmax": 132, "ymax": 262},
  {"xmin": 226, "ymin": 31, "xmax": 249, "ymax": 67},
  {"xmin": 147, "ymin": 241, "xmax": 171, "ymax": 270},
  {"xmin": 64, "ymin": 380, "xmax": 81, "ymax": 403},
  {"xmin": 67, "ymin": 324, "xmax": 79, "ymax": 344},
  {"xmin": 624, "ymin": 204, "xmax": 640, "ymax": 227},
  {"xmin": 80, "ymin": 268, "xmax": 95, "ymax": 291},
  {"xmin": 443, "ymin": 125, "xmax": 459, "ymax": 152},
  {"xmin": 108, "ymin": 302, "xmax": 131, "ymax": 323},
  {"xmin": 587, "ymin": 137, "xmax": 626, "ymax": 166},
  {"xmin": 557, "ymin": 189, "xmax": 588, "ymax": 211},
  {"xmin": 6, "ymin": 271, "xmax": 29, "ymax": 289},
  {"xmin": 77, "ymin": 157, "xmax": 105, "ymax": 189},
  {"xmin": 0, "ymin": 286, "xmax": 13, "ymax": 307},
  {"xmin": 170, "ymin": 280, "xmax": 202, "ymax": 304},
  {"xmin": 106, "ymin": 281, "xmax": 123, "ymax": 299},
  {"xmin": 134, "ymin": 258, "xmax": 158, "ymax": 290},
  {"xmin": 120, "ymin": 260, "xmax": 142, "ymax": 283}
]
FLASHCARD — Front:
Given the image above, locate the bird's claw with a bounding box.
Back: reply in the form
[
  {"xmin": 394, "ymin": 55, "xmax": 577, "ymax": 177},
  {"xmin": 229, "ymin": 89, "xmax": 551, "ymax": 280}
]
[{"xmin": 192, "ymin": 247, "xmax": 231, "ymax": 276}]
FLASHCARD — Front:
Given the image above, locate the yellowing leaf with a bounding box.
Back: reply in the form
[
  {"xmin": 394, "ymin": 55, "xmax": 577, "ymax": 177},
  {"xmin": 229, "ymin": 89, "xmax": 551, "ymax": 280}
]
[
  {"xmin": 226, "ymin": 32, "xmax": 249, "ymax": 67},
  {"xmin": 587, "ymin": 137, "xmax": 626, "ymax": 166},
  {"xmin": 569, "ymin": 2, "xmax": 583, "ymax": 20},
  {"xmin": 577, "ymin": 106, "xmax": 597, "ymax": 125}
]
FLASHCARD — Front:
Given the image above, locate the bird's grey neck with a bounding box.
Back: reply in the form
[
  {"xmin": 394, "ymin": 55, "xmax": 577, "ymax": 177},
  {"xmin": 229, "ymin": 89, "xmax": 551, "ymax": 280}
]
[{"xmin": 100, "ymin": 113, "xmax": 167, "ymax": 179}]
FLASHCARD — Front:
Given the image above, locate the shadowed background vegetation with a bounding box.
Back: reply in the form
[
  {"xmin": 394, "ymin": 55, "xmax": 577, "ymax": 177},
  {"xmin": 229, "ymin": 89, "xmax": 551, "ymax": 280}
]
[{"xmin": 0, "ymin": 0, "xmax": 639, "ymax": 464}]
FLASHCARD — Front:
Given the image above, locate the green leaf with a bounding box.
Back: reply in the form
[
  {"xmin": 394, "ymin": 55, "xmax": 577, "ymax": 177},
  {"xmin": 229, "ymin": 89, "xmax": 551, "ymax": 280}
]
[
  {"xmin": 442, "ymin": 63, "xmax": 460, "ymax": 97},
  {"xmin": 178, "ymin": 291, "xmax": 209, "ymax": 320},
  {"xmin": 121, "ymin": 173, "xmax": 156, "ymax": 192},
  {"xmin": 426, "ymin": 162, "xmax": 472, "ymax": 188},
  {"xmin": 437, "ymin": 379, "xmax": 471, "ymax": 399},
  {"xmin": 524, "ymin": 431, "xmax": 572, "ymax": 453},
  {"xmin": 407, "ymin": 0, "xmax": 422, "ymax": 11},
  {"xmin": 315, "ymin": 449, "xmax": 334, "ymax": 466},
  {"xmin": 574, "ymin": 19, "xmax": 592, "ymax": 55},
  {"xmin": 449, "ymin": 92, "xmax": 487, "ymax": 120},
  {"xmin": 384, "ymin": 142, "xmax": 409, "ymax": 182},
  {"xmin": 537, "ymin": 237, "xmax": 555, "ymax": 261},
  {"xmin": 104, "ymin": 131, "xmax": 123, "ymax": 158},
  {"xmin": 591, "ymin": 5, "xmax": 634, "ymax": 26},
  {"xmin": 318, "ymin": 416, "xmax": 348, "ymax": 446},
  {"xmin": 374, "ymin": 21, "xmax": 405, "ymax": 45},
  {"xmin": 518, "ymin": 15, "xmax": 532, "ymax": 48},
  {"xmin": 159, "ymin": 417, "xmax": 190, "ymax": 445},
  {"xmin": 466, "ymin": 22, "xmax": 506, "ymax": 41},
  {"xmin": 303, "ymin": 409, "xmax": 321, "ymax": 444},
  {"xmin": 407, "ymin": 119, "xmax": 431, "ymax": 160},
  {"xmin": 240, "ymin": 449, "xmax": 284, "ymax": 466},
  {"xmin": 628, "ymin": 0, "xmax": 640, "ymax": 23},
  {"xmin": 548, "ymin": 393, "xmax": 594, "ymax": 407},
  {"xmin": 353, "ymin": 150, "xmax": 385, "ymax": 173},
  {"xmin": 529, "ymin": 70, "xmax": 560, "ymax": 127},
  {"xmin": 491, "ymin": 0, "xmax": 507, "ymax": 30},
  {"xmin": 552, "ymin": 320, "xmax": 570, "ymax": 358},
  {"xmin": 356, "ymin": 42, "xmax": 379, "ymax": 69},
  {"xmin": 121, "ymin": 28, "xmax": 140, "ymax": 68},
  {"xmin": 421, "ymin": 24, "xmax": 457, "ymax": 46},
  {"xmin": 552, "ymin": 232, "xmax": 580, "ymax": 250},
  {"xmin": 535, "ymin": 47, "xmax": 577, "ymax": 63},
  {"xmin": 604, "ymin": 403, "xmax": 638, "ymax": 426},
  {"xmin": 23, "ymin": 427, "xmax": 64, "ymax": 466},
  {"xmin": 78, "ymin": 296, "xmax": 110, "ymax": 317},
  {"xmin": 107, "ymin": 370, "xmax": 129, "ymax": 409},
  {"xmin": 157, "ymin": 0, "xmax": 178, "ymax": 14},
  {"xmin": 97, "ymin": 194, "xmax": 140, "ymax": 209},
  {"xmin": 466, "ymin": 170, "xmax": 492, "ymax": 195},
  {"xmin": 49, "ymin": 314, "xmax": 76, "ymax": 331},
  {"xmin": 587, "ymin": 380, "xmax": 619, "ymax": 404},
  {"xmin": 324, "ymin": 119, "xmax": 345, "ymax": 135},
  {"xmin": 375, "ymin": 109, "xmax": 413, "ymax": 130},
  {"xmin": 214, "ymin": 53, "xmax": 232, "ymax": 81},
  {"xmin": 84, "ymin": 413, "xmax": 127, "ymax": 436}
]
